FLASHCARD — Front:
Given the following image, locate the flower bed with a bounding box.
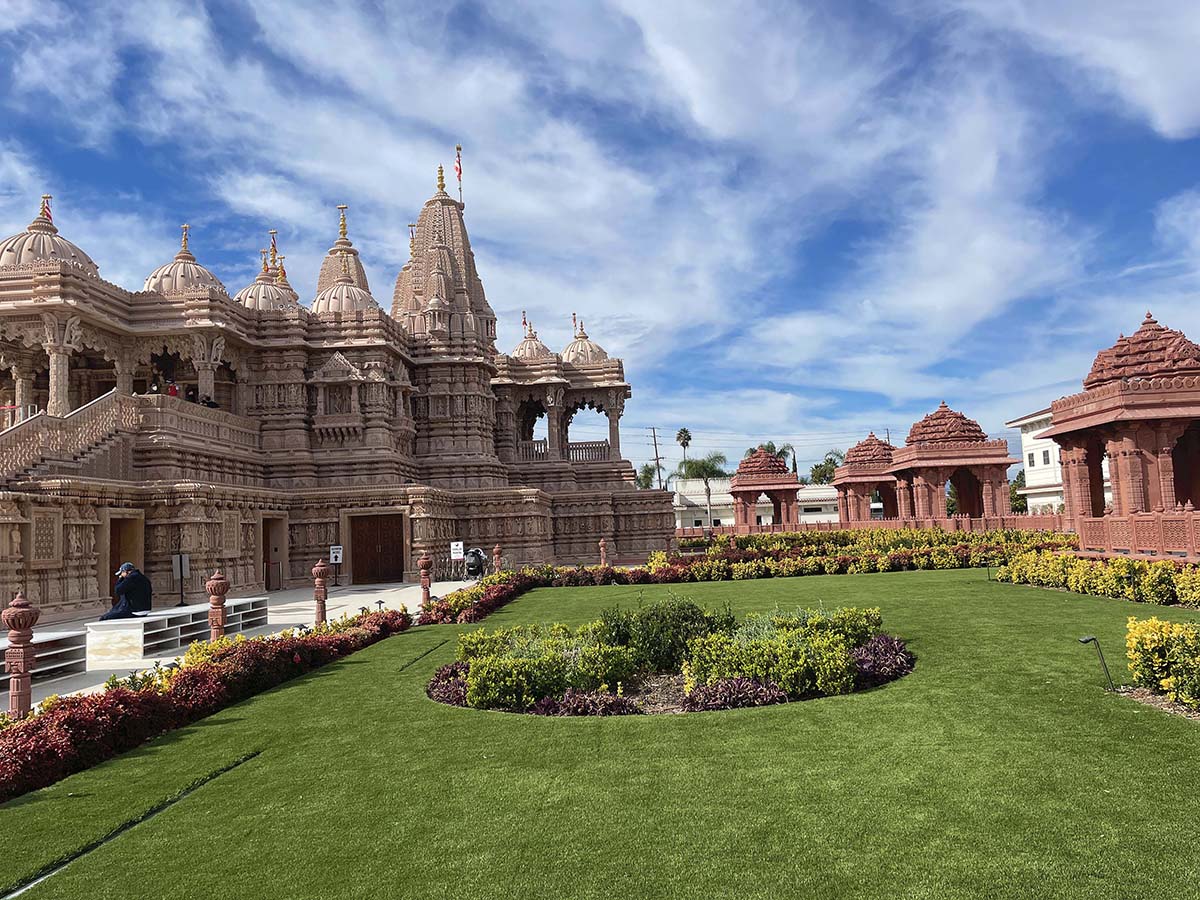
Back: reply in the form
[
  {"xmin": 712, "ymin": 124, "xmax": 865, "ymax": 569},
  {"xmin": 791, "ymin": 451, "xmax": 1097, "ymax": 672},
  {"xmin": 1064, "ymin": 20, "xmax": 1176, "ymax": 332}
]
[
  {"xmin": 418, "ymin": 529, "xmax": 1075, "ymax": 626},
  {"xmin": 0, "ymin": 609, "xmax": 411, "ymax": 803},
  {"xmin": 426, "ymin": 598, "xmax": 914, "ymax": 715},
  {"xmin": 997, "ymin": 550, "xmax": 1200, "ymax": 607},
  {"xmin": 1127, "ymin": 616, "xmax": 1200, "ymax": 710}
]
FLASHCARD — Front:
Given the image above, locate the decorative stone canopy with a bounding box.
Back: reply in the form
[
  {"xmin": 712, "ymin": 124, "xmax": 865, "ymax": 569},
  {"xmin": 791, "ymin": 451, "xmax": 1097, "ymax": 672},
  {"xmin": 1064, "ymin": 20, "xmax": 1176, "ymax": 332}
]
[
  {"xmin": 511, "ymin": 311, "xmax": 553, "ymax": 360},
  {"xmin": 0, "ymin": 196, "xmax": 99, "ymax": 276},
  {"xmin": 733, "ymin": 447, "xmax": 790, "ymax": 481},
  {"xmin": 844, "ymin": 432, "xmax": 894, "ymax": 466},
  {"xmin": 906, "ymin": 402, "xmax": 987, "ymax": 445},
  {"xmin": 234, "ymin": 250, "xmax": 298, "ymax": 311},
  {"xmin": 144, "ymin": 224, "xmax": 228, "ymax": 296},
  {"xmin": 311, "ymin": 252, "xmax": 378, "ymax": 314},
  {"xmin": 316, "ymin": 205, "xmax": 371, "ymax": 295},
  {"xmin": 562, "ymin": 313, "xmax": 608, "ymax": 365},
  {"xmin": 1083, "ymin": 312, "xmax": 1200, "ymax": 390},
  {"xmin": 729, "ymin": 447, "xmax": 801, "ymax": 531}
]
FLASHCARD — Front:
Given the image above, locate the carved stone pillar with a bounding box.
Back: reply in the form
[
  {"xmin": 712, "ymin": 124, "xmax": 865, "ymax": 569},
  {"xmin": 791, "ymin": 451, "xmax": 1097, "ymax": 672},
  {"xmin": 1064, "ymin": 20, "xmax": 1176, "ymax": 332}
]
[
  {"xmin": 12, "ymin": 367, "xmax": 34, "ymax": 420},
  {"xmin": 206, "ymin": 570, "xmax": 229, "ymax": 641},
  {"xmin": 1156, "ymin": 422, "xmax": 1187, "ymax": 512},
  {"xmin": 545, "ymin": 389, "xmax": 563, "ymax": 460},
  {"xmin": 1116, "ymin": 432, "xmax": 1146, "ymax": 514},
  {"xmin": 3, "ymin": 591, "xmax": 39, "ymax": 719},
  {"xmin": 114, "ymin": 357, "xmax": 135, "ymax": 396},
  {"xmin": 896, "ymin": 479, "xmax": 913, "ymax": 518},
  {"xmin": 492, "ymin": 544, "xmax": 502, "ymax": 573},
  {"xmin": 607, "ymin": 409, "xmax": 622, "ymax": 461},
  {"xmin": 195, "ymin": 361, "xmax": 217, "ymax": 400},
  {"xmin": 46, "ymin": 344, "xmax": 71, "ymax": 417},
  {"xmin": 599, "ymin": 538, "xmax": 608, "ymax": 567},
  {"xmin": 418, "ymin": 551, "xmax": 432, "ymax": 608},
  {"xmin": 982, "ymin": 476, "xmax": 996, "ymax": 517},
  {"xmin": 912, "ymin": 472, "xmax": 931, "ymax": 518},
  {"xmin": 312, "ymin": 558, "xmax": 330, "ymax": 624}
]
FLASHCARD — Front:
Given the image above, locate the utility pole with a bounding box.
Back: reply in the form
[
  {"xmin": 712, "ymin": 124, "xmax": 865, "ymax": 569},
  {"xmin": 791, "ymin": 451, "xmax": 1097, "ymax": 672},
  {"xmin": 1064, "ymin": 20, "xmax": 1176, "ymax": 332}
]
[{"xmin": 649, "ymin": 426, "xmax": 665, "ymax": 490}]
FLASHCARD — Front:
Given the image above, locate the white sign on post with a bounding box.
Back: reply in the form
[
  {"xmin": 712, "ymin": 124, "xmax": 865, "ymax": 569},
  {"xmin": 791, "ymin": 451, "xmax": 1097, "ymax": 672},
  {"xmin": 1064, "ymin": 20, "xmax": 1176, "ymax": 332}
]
[
  {"xmin": 171, "ymin": 553, "xmax": 190, "ymax": 582},
  {"xmin": 450, "ymin": 541, "xmax": 465, "ymax": 561},
  {"xmin": 329, "ymin": 545, "xmax": 344, "ymax": 564}
]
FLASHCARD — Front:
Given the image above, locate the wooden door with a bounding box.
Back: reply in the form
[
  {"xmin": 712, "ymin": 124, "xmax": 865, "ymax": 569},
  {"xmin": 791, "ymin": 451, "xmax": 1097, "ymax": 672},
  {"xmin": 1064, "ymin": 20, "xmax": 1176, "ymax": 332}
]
[
  {"xmin": 351, "ymin": 515, "xmax": 405, "ymax": 584},
  {"xmin": 262, "ymin": 521, "xmax": 274, "ymax": 590}
]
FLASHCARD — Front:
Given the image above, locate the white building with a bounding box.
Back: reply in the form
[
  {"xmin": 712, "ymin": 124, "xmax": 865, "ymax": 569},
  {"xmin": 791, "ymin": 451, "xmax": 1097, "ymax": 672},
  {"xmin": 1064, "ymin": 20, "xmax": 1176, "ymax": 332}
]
[
  {"xmin": 672, "ymin": 477, "xmax": 839, "ymax": 528},
  {"xmin": 1005, "ymin": 408, "xmax": 1110, "ymax": 513}
]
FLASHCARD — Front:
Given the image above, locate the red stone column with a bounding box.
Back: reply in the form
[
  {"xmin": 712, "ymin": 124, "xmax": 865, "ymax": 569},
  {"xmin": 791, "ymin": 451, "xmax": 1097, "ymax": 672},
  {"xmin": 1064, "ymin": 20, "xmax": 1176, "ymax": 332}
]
[
  {"xmin": 419, "ymin": 551, "xmax": 432, "ymax": 607},
  {"xmin": 3, "ymin": 591, "xmax": 39, "ymax": 719},
  {"xmin": 598, "ymin": 538, "xmax": 608, "ymax": 567},
  {"xmin": 982, "ymin": 475, "xmax": 996, "ymax": 517},
  {"xmin": 1157, "ymin": 422, "xmax": 1186, "ymax": 511},
  {"xmin": 836, "ymin": 487, "xmax": 850, "ymax": 525},
  {"xmin": 492, "ymin": 544, "xmax": 502, "ymax": 573},
  {"xmin": 206, "ymin": 570, "xmax": 229, "ymax": 642},
  {"xmin": 312, "ymin": 558, "xmax": 330, "ymax": 625},
  {"xmin": 896, "ymin": 479, "xmax": 913, "ymax": 518}
]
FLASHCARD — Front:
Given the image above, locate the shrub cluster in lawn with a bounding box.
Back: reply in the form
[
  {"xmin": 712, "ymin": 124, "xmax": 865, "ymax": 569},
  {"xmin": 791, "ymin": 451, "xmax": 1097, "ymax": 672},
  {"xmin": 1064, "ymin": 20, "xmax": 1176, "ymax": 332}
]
[
  {"xmin": 529, "ymin": 689, "xmax": 643, "ymax": 716},
  {"xmin": 419, "ymin": 529, "xmax": 1074, "ymax": 627},
  {"xmin": 853, "ymin": 634, "xmax": 916, "ymax": 688},
  {"xmin": 1127, "ymin": 616, "xmax": 1200, "ymax": 709},
  {"xmin": 0, "ymin": 608, "xmax": 412, "ymax": 803},
  {"xmin": 998, "ymin": 550, "xmax": 1200, "ymax": 607},
  {"xmin": 680, "ymin": 677, "xmax": 788, "ymax": 711},
  {"xmin": 429, "ymin": 598, "xmax": 912, "ymax": 715}
]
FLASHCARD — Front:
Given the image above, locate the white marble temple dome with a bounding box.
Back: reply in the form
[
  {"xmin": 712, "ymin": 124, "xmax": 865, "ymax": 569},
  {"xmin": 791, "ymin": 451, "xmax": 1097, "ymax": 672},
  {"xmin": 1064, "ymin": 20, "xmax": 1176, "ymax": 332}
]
[
  {"xmin": 144, "ymin": 225, "xmax": 227, "ymax": 296},
  {"xmin": 0, "ymin": 199, "xmax": 99, "ymax": 276}
]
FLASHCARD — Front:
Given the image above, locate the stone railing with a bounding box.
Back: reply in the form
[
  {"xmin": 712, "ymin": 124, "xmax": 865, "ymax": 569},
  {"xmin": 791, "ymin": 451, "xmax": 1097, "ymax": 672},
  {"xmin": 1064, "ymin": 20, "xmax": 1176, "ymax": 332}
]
[
  {"xmin": 675, "ymin": 513, "xmax": 1065, "ymax": 539},
  {"xmin": 567, "ymin": 440, "xmax": 610, "ymax": 462},
  {"xmin": 518, "ymin": 439, "xmax": 549, "ymax": 462},
  {"xmin": 0, "ymin": 390, "xmax": 141, "ymax": 481},
  {"xmin": 133, "ymin": 394, "xmax": 261, "ymax": 451},
  {"xmin": 1078, "ymin": 512, "xmax": 1200, "ymax": 559}
]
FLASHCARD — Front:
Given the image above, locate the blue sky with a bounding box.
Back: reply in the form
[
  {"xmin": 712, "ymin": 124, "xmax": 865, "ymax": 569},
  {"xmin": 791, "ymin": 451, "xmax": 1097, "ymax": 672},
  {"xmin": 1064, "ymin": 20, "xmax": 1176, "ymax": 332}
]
[{"xmin": 4, "ymin": 1, "xmax": 1200, "ymax": 473}]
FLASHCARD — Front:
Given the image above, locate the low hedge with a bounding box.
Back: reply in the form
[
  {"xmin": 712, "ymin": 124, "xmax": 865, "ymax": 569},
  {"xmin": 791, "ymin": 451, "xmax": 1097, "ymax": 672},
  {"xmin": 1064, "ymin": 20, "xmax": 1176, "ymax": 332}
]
[
  {"xmin": 1127, "ymin": 616, "xmax": 1200, "ymax": 709},
  {"xmin": 0, "ymin": 609, "xmax": 412, "ymax": 803},
  {"xmin": 997, "ymin": 550, "xmax": 1200, "ymax": 607}
]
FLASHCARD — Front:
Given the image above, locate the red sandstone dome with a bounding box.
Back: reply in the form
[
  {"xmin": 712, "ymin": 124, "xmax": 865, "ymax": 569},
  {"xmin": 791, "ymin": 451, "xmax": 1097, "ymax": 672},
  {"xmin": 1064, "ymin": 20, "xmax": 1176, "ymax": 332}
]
[
  {"xmin": 734, "ymin": 447, "xmax": 790, "ymax": 478},
  {"xmin": 844, "ymin": 432, "xmax": 894, "ymax": 466},
  {"xmin": 1083, "ymin": 312, "xmax": 1200, "ymax": 390},
  {"xmin": 905, "ymin": 402, "xmax": 987, "ymax": 445}
]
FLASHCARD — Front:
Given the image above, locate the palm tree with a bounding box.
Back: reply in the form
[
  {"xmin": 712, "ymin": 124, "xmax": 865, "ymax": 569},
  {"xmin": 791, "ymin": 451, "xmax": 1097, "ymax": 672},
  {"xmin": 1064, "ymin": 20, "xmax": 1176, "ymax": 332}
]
[
  {"xmin": 808, "ymin": 448, "xmax": 846, "ymax": 484},
  {"xmin": 744, "ymin": 441, "xmax": 795, "ymax": 462},
  {"xmin": 676, "ymin": 451, "xmax": 728, "ymax": 526},
  {"xmin": 676, "ymin": 427, "xmax": 692, "ymax": 460}
]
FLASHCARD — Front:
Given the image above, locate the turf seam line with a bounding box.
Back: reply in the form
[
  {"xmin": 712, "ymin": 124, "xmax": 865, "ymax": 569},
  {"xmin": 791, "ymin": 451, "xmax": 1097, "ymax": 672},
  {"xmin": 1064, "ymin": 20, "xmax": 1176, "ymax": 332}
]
[
  {"xmin": 396, "ymin": 638, "xmax": 451, "ymax": 673},
  {"xmin": 1, "ymin": 749, "xmax": 263, "ymax": 899}
]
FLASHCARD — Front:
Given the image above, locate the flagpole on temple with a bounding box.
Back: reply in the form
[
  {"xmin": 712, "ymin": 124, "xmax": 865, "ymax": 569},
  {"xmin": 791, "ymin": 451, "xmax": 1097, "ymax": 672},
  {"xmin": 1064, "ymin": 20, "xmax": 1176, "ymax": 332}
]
[{"xmin": 455, "ymin": 144, "xmax": 463, "ymax": 205}]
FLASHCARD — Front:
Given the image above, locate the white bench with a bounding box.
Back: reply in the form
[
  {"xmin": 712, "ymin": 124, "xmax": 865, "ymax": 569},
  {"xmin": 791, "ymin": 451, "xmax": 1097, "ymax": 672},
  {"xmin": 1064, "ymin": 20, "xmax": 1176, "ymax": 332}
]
[
  {"xmin": 84, "ymin": 596, "xmax": 269, "ymax": 670},
  {"xmin": 0, "ymin": 628, "xmax": 88, "ymax": 690}
]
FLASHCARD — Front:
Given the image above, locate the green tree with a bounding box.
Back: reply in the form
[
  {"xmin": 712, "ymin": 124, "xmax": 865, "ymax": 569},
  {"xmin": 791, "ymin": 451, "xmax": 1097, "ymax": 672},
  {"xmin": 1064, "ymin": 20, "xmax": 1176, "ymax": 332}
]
[
  {"xmin": 1010, "ymin": 469, "xmax": 1028, "ymax": 513},
  {"xmin": 636, "ymin": 462, "xmax": 663, "ymax": 490},
  {"xmin": 744, "ymin": 440, "xmax": 794, "ymax": 461},
  {"xmin": 675, "ymin": 452, "xmax": 728, "ymax": 525},
  {"xmin": 676, "ymin": 428, "xmax": 692, "ymax": 460},
  {"xmin": 946, "ymin": 483, "xmax": 958, "ymax": 517},
  {"xmin": 807, "ymin": 449, "xmax": 845, "ymax": 484}
]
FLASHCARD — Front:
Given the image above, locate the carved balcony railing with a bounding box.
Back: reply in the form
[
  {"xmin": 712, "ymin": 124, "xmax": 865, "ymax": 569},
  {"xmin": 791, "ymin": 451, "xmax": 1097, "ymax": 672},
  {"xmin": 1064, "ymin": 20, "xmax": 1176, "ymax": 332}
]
[
  {"xmin": 674, "ymin": 513, "xmax": 1066, "ymax": 539},
  {"xmin": 518, "ymin": 439, "xmax": 549, "ymax": 462},
  {"xmin": 0, "ymin": 390, "xmax": 142, "ymax": 481},
  {"xmin": 1077, "ymin": 512, "xmax": 1200, "ymax": 559},
  {"xmin": 567, "ymin": 440, "xmax": 610, "ymax": 463},
  {"xmin": 133, "ymin": 394, "xmax": 261, "ymax": 451}
]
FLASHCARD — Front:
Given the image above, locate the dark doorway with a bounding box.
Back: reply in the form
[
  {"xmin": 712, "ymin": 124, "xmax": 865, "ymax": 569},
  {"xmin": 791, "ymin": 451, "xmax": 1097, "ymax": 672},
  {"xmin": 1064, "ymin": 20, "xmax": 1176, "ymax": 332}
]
[{"xmin": 350, "ymin": 514, "xmax": 406, "ymax": 584}]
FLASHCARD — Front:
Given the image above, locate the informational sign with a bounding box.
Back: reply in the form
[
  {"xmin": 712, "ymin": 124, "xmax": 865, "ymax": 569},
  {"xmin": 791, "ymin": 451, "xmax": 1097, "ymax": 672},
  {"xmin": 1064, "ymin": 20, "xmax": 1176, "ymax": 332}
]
[
  {"xmin": 171, "ymin": 552, "xmax": 190, "ymax": 582},
  {"xmin": 329, "ymin": 545, "xmax": 344, "ymax": 564},
  {"xmin": 450, "ymin": 541, "xmax": 465, "ymax": 561}
]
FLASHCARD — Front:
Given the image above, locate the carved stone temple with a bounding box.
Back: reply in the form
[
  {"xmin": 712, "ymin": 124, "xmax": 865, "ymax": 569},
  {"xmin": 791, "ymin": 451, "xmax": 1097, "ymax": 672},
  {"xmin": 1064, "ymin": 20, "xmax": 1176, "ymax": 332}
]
[{"xmin": 0, "ymin": 181, "xmax": 672, "ymax": 622}]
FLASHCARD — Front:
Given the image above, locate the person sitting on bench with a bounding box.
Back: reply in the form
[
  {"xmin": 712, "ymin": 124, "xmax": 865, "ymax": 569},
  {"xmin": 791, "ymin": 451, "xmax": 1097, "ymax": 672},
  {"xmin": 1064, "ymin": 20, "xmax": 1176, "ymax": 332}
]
[{"xmin": 101, "ymin": 562, "xmax": 153, "ymax": 620}]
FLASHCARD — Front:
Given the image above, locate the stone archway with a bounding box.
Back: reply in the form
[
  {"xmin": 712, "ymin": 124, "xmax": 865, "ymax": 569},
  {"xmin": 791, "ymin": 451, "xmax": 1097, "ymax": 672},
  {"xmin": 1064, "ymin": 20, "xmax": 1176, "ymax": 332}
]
[
  {"xmin": 1172, "ymin": 422, "xmax": 1200, "ymax": 508},
  {"xmin": 949, "ymin": 467, "xmax": 984, "ymax": 518}
]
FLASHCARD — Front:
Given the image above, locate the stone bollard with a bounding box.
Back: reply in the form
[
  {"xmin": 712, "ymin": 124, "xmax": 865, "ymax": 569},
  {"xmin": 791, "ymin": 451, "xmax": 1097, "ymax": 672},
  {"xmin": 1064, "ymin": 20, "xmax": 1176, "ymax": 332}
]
[
  {"xmin": 206, "ymin": 570, "xmax": 230, "ymax": 642},
  {"xmin": 599, "ymin": 538, "xmax": 608, "ymax": 567},
  {"xmin": 492, "ymin": 544, "xmax": 502, "ymax": 573},
  {"xmin": 419, "ymin": 551, "xmax": 432, "ymax": 608},
  {"xmin": 4, "ymin": 591, "xmax": 40, "ymax": 718},
  {"xmin": 312, "ymin": 558, "xmax": 330, "ymax": 625}
]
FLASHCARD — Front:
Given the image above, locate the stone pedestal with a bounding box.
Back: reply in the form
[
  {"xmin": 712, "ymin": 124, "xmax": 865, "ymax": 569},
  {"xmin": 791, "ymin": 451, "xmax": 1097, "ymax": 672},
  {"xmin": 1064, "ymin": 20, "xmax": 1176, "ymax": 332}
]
[
  {"xmin": 3, "ymin": 591, "xmax": 39, "ymax": 719},
  {"xmin": 312, "ymin": 559, "xmax": 330, "ymax": 624},
  {"xmin": 206, "ymin": 570, "xmax": 229, "ymax": 641},
  {"xmin": 419, "ymin": 551, "xmax": 432, "ymax": 607}
]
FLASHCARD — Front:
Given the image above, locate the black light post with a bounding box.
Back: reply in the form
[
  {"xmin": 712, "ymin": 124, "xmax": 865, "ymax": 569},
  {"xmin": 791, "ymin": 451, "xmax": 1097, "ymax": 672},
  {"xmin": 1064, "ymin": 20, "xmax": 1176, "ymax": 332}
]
[{"xmin": 1078, "ymin": 636, "xmax": 1115, "ymax": 691}]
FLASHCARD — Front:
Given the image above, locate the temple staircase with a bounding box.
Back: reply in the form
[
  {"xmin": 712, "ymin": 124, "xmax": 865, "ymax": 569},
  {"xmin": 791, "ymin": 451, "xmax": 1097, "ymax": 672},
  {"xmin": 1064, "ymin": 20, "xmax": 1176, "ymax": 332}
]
[{"xmin": 0, "ymin": 390, "xmax": 141, "ymax": 484}]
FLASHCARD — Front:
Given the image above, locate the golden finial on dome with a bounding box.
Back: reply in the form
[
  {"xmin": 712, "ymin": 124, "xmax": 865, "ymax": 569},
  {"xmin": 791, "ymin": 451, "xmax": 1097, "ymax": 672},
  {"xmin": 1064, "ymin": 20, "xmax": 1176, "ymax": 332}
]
[
  {"xmin": 408, "ymin": 223, "xmax": 417, "ymax": 255},
  {"xmin": 522, "ymin": 309, "xmax": 528, "ymax": 335},
  {"xmin": 276, "ymin": 255, "xmax": 288, "ymax": 282},
  {"xmin": 437, "ymin": 165, "xmax": 446, "ymax": 193},
  {"xmin": 180, "ymin": 223, "xmax": 190, "ymax": 252},
  {"xmin": 571, "ymin": 312, "xmax": 577, "ymax": 334},
  {"xmin": 39, "ymin": 194, "xmax": 52, "ymax": 221},
  {"xmin": 260, "ymin": 249, "xmax": 268, "ymax": 273},
  {"xmin": 268, "ymin": 229, "xmax": 278, "ymax": 266},
  {"xmin": 337, "ymin": 204, "xmax": 348, "ymax": 240}
]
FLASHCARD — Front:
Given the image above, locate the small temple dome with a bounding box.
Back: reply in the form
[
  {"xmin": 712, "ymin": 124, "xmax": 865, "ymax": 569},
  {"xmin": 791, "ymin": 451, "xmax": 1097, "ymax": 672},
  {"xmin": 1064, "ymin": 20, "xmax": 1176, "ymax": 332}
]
[
  {"xmin": 510, "ymin": 312, "xmax": 554, "ymax": 360},
  {"xmin": 144, "ymin": 224, "xmax": 227, "ymax": 295},
  {"xmin": 844, "ymin": 432, "xmax": 895, "ymax": 466},
  {"xmin": 311, "ymin": 252, "xmax": 378, "ymax": 314},
  {"xmin": 561, "ymin": 314, "xmax": 608, "ymax": 365},
  {"xmin": 0, "ymin": 196, "xmax": 99, "ymax": 276},
  {"xmin": 316, "ymin": 205, "xmax": 370, "ymax": 294},
  {"xmin": 906, "ymin": 402, "xmax": 988, "ymax": 445},
  {"xmin": 734, "ymin": 447, "xmax": 791, "ymax": 478},
  {"xmin": 1083, "ymin": 312, "xmax": 1200, "ymax": 390},
  {"xmin": 234, "ymin": 250, "xmax": 298, "ymax": 311}
]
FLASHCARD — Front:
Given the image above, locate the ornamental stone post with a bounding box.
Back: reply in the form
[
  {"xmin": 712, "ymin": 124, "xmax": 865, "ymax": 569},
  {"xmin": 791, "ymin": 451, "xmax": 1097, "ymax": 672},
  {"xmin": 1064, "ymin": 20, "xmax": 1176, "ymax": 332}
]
[
  {"xmin": 312, "ymin": 559, "xmax": 330, "ymax": 625},
  {"xmin": 418, "ymin": 551, "xmax": 432, "ymax": 607},
  {"xmin": 46, "ymin": 344, "xmax": 71, "ymax": 417},
  {"xmin": 599, "ymin": 538, "xmax": 608, "ymax": 567},
  {"xmin": 206, "ymin": 570, "xmax": 229, "ymax": 642},
  {"xmin": 492, "ymin": 544, "xmax": 502, "ymax": 573},
  {"xmin": 4, "ymin": 591, "xmax": 40, "ymax": 718}
]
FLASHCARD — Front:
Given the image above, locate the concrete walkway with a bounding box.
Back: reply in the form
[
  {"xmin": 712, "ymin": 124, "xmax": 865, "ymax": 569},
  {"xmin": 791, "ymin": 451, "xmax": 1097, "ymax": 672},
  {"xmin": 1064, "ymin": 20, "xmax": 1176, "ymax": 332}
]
[{"xmin": 24, "ymin": 577, "xmax": 473, "ymax": 706}]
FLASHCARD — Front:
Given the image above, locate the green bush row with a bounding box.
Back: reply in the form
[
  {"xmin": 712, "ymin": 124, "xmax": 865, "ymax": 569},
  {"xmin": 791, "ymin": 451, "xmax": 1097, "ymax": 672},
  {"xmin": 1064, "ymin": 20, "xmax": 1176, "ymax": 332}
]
[
  {"xmin": 1127, "ymin": 617, "xmax": 1200, "ymax": 709},
  {"xmin": 997, "ymin": 550, "xmax": 1200, "ymax": 607}
]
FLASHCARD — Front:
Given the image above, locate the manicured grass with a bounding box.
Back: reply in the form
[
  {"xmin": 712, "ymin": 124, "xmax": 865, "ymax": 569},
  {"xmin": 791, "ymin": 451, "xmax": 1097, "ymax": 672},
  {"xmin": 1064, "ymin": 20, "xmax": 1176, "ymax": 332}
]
[{"xmin": 4, "ymin": 570, "xmax": 1200, "ymax": 899}]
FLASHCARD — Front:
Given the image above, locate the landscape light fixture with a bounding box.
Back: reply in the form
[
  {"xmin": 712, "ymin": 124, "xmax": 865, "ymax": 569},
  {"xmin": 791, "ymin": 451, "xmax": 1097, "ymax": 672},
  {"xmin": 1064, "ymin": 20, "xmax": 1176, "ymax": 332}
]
[
  {"xmin": 1078, "ymin": 635, "xmax": 1115, "ymax": 691},
  {"xmin": 376, "ymin": 599, "xmax": 385, "ymax": 612}
]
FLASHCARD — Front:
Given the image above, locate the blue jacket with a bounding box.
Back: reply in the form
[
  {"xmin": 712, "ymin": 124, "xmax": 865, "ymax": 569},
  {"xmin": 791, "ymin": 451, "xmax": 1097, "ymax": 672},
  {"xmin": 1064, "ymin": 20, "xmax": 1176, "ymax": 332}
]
[{"xmin": 101, "ymin": 570, "xmax": 153, "ymax": 620}]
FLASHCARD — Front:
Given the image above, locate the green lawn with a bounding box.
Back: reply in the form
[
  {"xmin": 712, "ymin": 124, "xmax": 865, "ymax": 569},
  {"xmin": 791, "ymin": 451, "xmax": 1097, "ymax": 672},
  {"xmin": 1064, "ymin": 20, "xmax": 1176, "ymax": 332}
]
[{"xmin": 4, "ymin": 570, "xmax": 1200, "ymax": 899}]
